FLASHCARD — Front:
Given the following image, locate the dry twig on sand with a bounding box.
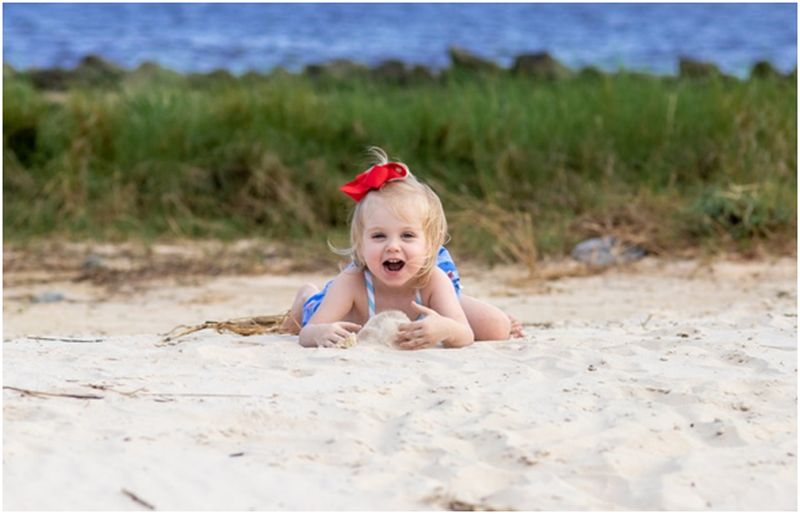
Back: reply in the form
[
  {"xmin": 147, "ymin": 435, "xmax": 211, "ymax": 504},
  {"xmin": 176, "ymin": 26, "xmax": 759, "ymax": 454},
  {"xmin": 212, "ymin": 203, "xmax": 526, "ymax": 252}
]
[
  {"xmin": 121, "ymin": 489, "xmax": 155, "ymax": 510},
  {"xmin": 25, "ymin": 336, "xmax": 105, "ymax": 343},
  {"xmin": 3, "ymin": 386, "xmax": 104, "ymax": 400},
  {"xmin": 160, "ymin": 313, "xmax": 290, "ymax": 345}
]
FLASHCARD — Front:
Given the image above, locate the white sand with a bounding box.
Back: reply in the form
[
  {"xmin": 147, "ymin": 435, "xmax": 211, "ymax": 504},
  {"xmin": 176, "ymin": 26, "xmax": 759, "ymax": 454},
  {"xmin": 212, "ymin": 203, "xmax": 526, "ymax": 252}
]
[{"xmin": 3, "ymin": 256, "xmax": 797, "ymax": 510}]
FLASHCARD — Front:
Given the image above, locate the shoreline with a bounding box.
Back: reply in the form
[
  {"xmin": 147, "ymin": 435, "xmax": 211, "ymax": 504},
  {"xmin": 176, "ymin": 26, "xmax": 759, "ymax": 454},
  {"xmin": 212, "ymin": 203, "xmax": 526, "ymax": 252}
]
[{"xmin": 5, "ymin": 49, "xmax": 794, "ymax": 92}]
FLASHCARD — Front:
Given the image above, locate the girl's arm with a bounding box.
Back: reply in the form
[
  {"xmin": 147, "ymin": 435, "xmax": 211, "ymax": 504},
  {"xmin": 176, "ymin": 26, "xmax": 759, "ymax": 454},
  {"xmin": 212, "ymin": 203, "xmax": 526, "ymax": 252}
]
[
  {"xmin": 395, "ymin": 268, "xmax": 474, "ymax": 349},
  {"xmin": 298, "ymin": 272, "xmax": 362, "ymax": 348}
]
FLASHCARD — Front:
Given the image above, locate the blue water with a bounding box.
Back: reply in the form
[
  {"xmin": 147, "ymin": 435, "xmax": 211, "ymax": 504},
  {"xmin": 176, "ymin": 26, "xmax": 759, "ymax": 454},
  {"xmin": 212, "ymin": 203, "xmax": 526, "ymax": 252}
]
[{"xmin": 3, "ymin": 3, "xmax": 797, "ymax": 77}]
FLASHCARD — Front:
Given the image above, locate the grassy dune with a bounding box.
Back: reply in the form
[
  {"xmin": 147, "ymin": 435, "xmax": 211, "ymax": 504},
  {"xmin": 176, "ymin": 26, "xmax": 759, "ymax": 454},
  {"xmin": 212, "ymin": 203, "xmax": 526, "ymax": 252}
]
[{"xmin": 4, "ymin": 67, "xmax": 796, "ymax": 264}]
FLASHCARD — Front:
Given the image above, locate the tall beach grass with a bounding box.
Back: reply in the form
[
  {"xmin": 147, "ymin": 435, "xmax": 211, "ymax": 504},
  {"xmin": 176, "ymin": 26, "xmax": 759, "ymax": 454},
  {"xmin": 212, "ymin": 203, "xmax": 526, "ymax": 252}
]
[{"xmin": 4, "ymin": 67, "xmax": 796, "ymax": 265}]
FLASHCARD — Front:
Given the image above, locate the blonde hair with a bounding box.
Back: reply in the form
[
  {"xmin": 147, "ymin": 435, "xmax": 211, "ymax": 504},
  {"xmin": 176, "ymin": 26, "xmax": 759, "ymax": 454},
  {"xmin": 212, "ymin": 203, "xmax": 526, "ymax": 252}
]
[{"xmin": 337, "ymin": 147, "xmax": 448, "ymax": 287}]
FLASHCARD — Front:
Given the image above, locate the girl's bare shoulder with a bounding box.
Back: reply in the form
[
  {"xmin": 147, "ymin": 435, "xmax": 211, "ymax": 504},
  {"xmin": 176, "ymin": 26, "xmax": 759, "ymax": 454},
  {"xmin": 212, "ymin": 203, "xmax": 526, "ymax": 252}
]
[
  {"xmin": 329, "ymin": 266, "xmax": 365, "ymax": 291},
  {"xmin": 423, "ymin": 267, "xmax": 455, "ymax": 296}
]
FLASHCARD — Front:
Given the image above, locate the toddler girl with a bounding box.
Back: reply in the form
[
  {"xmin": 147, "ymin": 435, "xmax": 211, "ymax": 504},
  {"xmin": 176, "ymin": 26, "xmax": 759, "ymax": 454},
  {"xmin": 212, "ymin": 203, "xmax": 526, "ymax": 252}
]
[{"xmin": 282, "ymin": 148, "xmax": 523, "ymax": 349}]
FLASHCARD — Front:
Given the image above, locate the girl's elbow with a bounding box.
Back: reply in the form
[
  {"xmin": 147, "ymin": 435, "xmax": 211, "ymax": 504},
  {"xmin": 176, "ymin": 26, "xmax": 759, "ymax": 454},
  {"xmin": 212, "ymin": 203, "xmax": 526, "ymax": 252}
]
[{"xmin": 445, "ymin": 327, "xmax": 474, "ymax": 348}]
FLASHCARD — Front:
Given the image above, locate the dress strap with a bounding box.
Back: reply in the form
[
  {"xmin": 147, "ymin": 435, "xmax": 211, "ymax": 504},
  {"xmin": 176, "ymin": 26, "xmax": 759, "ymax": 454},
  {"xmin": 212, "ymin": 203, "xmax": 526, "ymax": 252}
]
[
  {"xmin": 364, "ymin": 269, "xmax": 424, "ymax": 320},
  {"xmin": 414, "ymin": 289, "xmax": 425, "ymax": 320},
  {"xmin": 364, "ymin": 269, "xmax": 376, "ymax": 319}
]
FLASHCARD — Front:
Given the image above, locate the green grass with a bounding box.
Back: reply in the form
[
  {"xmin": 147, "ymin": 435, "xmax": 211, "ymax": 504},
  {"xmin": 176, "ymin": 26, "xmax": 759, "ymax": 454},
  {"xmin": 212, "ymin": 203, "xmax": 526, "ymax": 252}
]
[{"xmin": 4, "ymin": 68, "xmax": 796, "ymax": 263}]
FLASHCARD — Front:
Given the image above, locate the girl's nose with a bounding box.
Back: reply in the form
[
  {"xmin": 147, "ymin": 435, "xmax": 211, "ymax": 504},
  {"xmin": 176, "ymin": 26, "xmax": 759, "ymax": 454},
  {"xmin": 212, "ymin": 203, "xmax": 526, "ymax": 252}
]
[{"xmin": 385, "ymin": 237, "xmax": 401, "ymax": 251}]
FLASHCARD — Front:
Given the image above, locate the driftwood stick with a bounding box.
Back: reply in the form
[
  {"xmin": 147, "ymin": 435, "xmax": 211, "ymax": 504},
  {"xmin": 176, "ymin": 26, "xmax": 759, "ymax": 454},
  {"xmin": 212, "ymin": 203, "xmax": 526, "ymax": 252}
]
[
  {"xmin": 3, "ymin": 386, "xmax": 104, "ymax": 400},
  {"xmin": 24, "ymin": 335, "xmax": 105, "ymax": 343},
  {"xmin": 160, "ymin": 312, "xmax": 290, "ymax": 345},
  {"xmin": 5, "ymin": 386, "xmax": 277, "ymax": 401},
  {"xmin": 121, "ymin": 488, "xmax": 155, "ymax": 510},
  {"xmin": 84, "ymin": 384, "xmax": 146, "ymax": 397}
]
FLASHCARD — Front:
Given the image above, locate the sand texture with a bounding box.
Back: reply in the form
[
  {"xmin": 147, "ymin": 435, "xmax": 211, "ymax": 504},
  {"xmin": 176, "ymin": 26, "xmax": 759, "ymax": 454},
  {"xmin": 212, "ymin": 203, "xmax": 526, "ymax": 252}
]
[{"xmin": 3, "ymin": 254, "xmax": 797, "ymax": 510}]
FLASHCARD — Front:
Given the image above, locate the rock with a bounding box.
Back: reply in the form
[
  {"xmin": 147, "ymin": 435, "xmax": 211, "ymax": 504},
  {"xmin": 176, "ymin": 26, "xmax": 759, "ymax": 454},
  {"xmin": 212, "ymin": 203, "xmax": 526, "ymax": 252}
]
[
  {"xmin": 357, "ymin": 310, "xmax": 411, "ymax": 348},
  {"xmin": 448, "ymin": 46, "xmax": 501, "ymax": 73},
  {"xmin": 371, "ymin": 59, "xmax": 408, "ymax": 83},
  {"xmin": 512, "ymin": 52, "xmax": 572, "ymax": 80},
  {"xmin": 33, "ymin": 291, "xmax": 65, "ymax": 304},
  {"xmin": 678, "ymin": 57, "xmax": 721, "ymax": 78},
  {"xmin": 337, "ymin": 332, "xmax": 358, "ymax": 349},
  {"xmin": 126, "ymin": 61, "xmax": 184, "ymax": 87},
  {"xmin": 73, "ymin": 54, "xmax": 125, "ymax": 87},
  {"xmin": 370, "ymin": 61, "xmax": 434, "ymax": 84},
  {"xmin": 27, "ymin": 68, "xmax": 73, "ymax": 90},
  {"xmin": 410, "ymin": 64, "xmax": 435, "ymax": 82},
  {"xmin": 304, "ymin": 59, "xmax": 369, "ymax": 80},
  {"xmin": 81, "ymin": 254, "xmax": 105, "ymax": 271},
  {"xmin": 750, "ymin": 60, "xmax": 780, "ymax": 79},
  {"xmin": 570, "ymin": 236, "xmax": 646, "ymax": 267}
]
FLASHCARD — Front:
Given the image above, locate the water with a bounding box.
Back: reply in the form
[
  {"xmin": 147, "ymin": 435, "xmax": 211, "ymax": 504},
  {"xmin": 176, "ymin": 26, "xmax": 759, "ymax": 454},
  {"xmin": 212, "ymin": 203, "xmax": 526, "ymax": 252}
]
[{"xmin": 3, "ymin": 3, "xmax": 797, "ymax": 77}]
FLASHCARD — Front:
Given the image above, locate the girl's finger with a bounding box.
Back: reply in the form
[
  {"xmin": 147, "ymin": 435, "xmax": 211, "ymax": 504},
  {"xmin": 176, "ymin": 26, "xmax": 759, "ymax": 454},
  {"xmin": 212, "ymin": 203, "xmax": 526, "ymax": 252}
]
[
  {"xmin": 395, "ymin": 335, "xmax": 412, "ymax": 346},
  {"xmin": 339, "ymin": 322, "xmax": 362, "ymax": 332},
  {"xmin": 400, "ymin": 337, "xmax": 423, "ymax": 350},
  {"xmin": 398, "ymin": 327, "xmax": 420, "ymax": 338},
  {"xmin": 409, "ymin": 302, "xmax": 437, "ymax": 315}
]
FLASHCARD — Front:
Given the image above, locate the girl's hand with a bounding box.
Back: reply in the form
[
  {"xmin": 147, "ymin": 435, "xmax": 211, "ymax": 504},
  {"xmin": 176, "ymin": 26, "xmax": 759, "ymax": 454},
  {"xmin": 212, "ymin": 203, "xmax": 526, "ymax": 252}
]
[
  {"xmin": 395, "ymin": 303, "xmax": 448, "ymax": 350},
  {"xmin": 313, "ymin": 322, "xmax": 362, "ymax": 348}
]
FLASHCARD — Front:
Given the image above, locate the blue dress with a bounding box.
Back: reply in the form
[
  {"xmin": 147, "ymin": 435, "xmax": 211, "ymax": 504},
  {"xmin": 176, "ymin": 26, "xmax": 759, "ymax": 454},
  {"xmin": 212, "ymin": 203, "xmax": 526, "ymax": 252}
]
[{"xmin": 301, "ymin": 246, "xmax": 462, "ymax": 327}]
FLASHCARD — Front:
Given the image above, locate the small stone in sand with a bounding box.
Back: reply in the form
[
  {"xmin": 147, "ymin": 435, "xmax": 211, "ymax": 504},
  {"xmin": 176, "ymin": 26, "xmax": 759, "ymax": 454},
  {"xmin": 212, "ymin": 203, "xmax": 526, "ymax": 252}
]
[{"xmin": 337, "ymin": 332, "xmax": 359, "ymax": 349}]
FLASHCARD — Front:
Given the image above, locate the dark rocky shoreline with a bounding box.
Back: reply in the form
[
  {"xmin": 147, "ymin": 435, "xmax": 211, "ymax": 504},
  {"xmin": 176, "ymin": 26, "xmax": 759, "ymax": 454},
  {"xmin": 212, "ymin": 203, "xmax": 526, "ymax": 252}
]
[{"xmin": 5, "ymin": 47, "xmax": 795, "ymax": 91}]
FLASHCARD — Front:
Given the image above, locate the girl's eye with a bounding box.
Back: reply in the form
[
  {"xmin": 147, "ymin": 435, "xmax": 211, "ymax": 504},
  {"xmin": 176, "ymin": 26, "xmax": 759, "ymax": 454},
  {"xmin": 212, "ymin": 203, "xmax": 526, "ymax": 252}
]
[
  {"xmin": 402, "ymin": 232, "xmax": 416, "ymax": 239},
  {"xmin": 371, "ymin": 233, "xmax": 385, "ymax": 240}
]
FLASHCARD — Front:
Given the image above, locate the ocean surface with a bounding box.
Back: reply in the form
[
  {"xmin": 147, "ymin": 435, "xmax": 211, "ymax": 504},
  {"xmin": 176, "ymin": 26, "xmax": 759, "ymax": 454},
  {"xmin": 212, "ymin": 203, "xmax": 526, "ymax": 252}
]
[{"xmin": 3, "ymin": 3, "xmax": 797, "ymax": 77}]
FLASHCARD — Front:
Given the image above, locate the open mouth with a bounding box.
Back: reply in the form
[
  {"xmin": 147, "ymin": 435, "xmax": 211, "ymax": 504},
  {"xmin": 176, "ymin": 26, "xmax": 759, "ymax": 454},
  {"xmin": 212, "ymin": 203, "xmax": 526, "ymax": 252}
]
[{"xmin": 383, "ymin": 258, "xmax": 405, "ymax": 272}]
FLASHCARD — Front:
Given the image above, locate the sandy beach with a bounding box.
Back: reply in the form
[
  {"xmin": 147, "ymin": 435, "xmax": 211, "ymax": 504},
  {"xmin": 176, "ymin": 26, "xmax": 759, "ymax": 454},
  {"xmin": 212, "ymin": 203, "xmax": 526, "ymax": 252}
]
[{"xmin": 3, "ymin": 244, "xmax": 797, "ymax": 510}]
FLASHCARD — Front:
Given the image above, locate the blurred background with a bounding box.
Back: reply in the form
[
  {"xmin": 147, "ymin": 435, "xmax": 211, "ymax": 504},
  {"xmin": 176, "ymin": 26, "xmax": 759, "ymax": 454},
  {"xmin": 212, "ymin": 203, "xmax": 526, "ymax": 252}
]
[
  {"xmin": 4, "ymin": 3, "xmax": 797, "ymax": 76},
  {"xmin": 3, "ymin": 3, "xmax": 797, "ymax": 268}
]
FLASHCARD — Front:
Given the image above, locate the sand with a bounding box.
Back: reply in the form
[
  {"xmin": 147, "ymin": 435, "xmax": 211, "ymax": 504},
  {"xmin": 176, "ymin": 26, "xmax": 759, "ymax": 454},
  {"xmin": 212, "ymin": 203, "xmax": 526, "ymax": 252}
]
[{"xmin": 3, "ymin": 252, "xmax": 797, "ymax": 510}]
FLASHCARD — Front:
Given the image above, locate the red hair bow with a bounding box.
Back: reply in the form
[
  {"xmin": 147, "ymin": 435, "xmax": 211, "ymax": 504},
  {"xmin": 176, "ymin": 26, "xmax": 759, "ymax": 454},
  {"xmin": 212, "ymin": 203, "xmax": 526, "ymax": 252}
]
[{"xmin": 339, "ymin": 162, "xmax": 408, "ymax": 202}]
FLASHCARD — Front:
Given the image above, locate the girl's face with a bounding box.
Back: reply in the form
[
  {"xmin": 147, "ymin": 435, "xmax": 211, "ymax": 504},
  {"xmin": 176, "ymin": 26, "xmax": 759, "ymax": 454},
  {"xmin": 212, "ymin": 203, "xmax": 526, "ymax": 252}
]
[{"xmin": 360, "ymin": 197, "xmax": 428, "ymax": 288}]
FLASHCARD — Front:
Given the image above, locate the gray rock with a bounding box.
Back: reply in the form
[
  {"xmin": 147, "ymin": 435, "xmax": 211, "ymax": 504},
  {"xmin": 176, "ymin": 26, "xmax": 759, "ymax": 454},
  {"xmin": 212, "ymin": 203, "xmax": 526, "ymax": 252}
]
[
  {"xmin": 750, "ymin": 60, "xmax": 780, "ymax": 80},
  {"xmin": 33, "ymin": 291, "xmax": 65, "ymax": 303},
  {"xmin": 125, "ymin": 61, "xmax": 184, "ymax": 88},
  {"xmin": 371, "ymin": 59, "xmax": 408, "ymax": 82},
  {"xmin": 27, "ymin": 67, "xmax": 72, "ymax": 90},
  {"xmin": 410, "ymin": 64, "xmax": 435, "ymax": 82},
  {"xmin": 448, "ymin": 46, "xmax": 501, "ymax": 73},
  {"xmin": 304, "ymin": 59, "xmax": 369, "ymax": 80},
  {"xmin": 73, "ymin": 54, "xmax": 125, "ymax": 86},
  {"xmin": 370, "ymin": 61, "xmax": 434, "ymax": 85},
  {"xmin": 679, "ymin": 57, "xmax": 721, "ymax": 78},
  {"xmin": 512, "ymin": 52, "xmax": 572, "ymax": 80},
  {"xmin": 571, "ymin": 236, "xmax": 646, "ymax": 267},
  {"xmin": 82, "ymin": 254, "xmax": 105, "ymax": 270}
]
